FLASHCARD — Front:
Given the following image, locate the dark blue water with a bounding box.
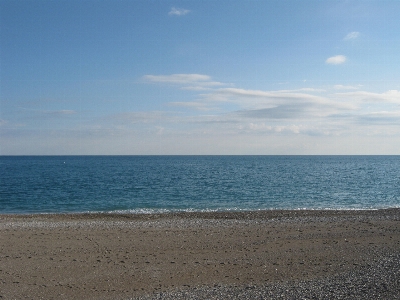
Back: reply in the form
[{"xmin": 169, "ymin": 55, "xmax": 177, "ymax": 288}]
[{"xmin": 1, "ymin": 156, "xmax": 400, "ymax": 214}]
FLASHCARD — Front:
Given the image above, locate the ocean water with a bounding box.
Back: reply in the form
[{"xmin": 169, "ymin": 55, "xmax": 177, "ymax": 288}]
[{"xmin": 1, "ymin": 156, "xmax": 399, "ymax": 214}]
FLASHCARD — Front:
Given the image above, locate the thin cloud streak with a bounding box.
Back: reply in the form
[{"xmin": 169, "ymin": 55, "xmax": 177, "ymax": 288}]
[
  {"xmin": 42, "ymin": 110, "xmax": 77, "ymax": 115},
  {"xmin": 334, "ymin": 85, "xmax": 360, "ymax": 90},
  {"xmin": 168, "ymin": 7, "xmax": 190, "ymax": 16},
  {"xmin": 344, "ymin": 31, "xmax": 360, "ymax": 40},
  {"xmin": 335, "ymin": 90, "xmax": 400, "ymax": 103},
  {"xmin": 143, "ymin": 74, "xmax": 224, "ymax": 88},
  {"xmin": 211, "ymin": 88, "xmax": 355, "ymax": 112}
]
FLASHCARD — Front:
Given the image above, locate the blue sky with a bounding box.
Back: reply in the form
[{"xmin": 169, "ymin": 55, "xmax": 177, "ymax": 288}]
[{"xmin": 1, "ymin": 0, "xmax": 400, "ymax": 154}]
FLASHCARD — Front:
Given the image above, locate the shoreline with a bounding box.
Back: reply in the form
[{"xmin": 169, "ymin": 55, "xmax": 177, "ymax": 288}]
[
  {"xmin": 2, "ymin": 206, "xmax": 400, "ymax": 218},
  {"xmin": 1, "ymin": 209, "xmax": 399, "ymax": 299}
]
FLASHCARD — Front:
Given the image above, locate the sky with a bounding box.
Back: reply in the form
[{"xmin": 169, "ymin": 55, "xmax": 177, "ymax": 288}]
[{"xmin": 1, "ymin": 0, "xmax": 400, "ymax": 155}]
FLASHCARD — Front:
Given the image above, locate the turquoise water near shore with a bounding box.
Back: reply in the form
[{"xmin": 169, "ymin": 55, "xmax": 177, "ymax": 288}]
[{"xmin": 1, "ymin": 156, "xmax": 400, "ymax": 214}]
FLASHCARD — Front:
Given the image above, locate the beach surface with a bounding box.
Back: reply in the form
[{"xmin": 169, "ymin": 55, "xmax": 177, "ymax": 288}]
[{"xmin": 1, "ymin": 209, "xmax": 400, "ymax": 299}]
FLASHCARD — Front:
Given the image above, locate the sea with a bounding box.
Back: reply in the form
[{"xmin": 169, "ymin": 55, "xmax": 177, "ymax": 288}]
[{"xmin": 1, "ymin": 156, "xmax": 399, "ymax": 214}]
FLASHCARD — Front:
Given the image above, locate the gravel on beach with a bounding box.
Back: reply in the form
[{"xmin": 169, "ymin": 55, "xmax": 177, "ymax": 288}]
[
  {"xmin": 138, "ymin": 252, "xmax": 400, "ymax": 299},
  {"xmin": 1, "ymin": 209, "xmax": 399, "ymax": 299}
]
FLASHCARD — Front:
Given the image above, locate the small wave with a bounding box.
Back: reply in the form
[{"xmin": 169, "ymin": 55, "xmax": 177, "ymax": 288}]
[{"xmin": 82, "ymin": 204, "xmax": 400, "ymax": 215}]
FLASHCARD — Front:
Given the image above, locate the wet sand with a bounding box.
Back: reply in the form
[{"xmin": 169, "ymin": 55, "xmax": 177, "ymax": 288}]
[{"xmin": 1, "ymin": 209, "xmax": 399, "ymax": 299}]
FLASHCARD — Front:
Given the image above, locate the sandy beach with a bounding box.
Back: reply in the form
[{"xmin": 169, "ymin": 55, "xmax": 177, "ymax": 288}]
[{"xmin": 1, "ymin": 209, "xmax": 399, "ymax": 299}]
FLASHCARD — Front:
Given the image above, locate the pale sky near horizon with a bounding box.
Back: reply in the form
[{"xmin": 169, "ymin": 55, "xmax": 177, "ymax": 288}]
[{"xmin": 1, "ymin": 0, "xmax": 400, "ymax": 155}]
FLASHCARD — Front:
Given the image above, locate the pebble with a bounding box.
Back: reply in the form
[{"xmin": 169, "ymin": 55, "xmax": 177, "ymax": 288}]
[{"xmin": 136, "ymin": 252, "xmax": 400, "ymax": 300}]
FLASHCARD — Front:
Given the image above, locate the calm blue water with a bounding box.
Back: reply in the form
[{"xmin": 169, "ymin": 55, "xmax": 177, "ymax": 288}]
[{"xmin": 1, "ymin": 156, "xmax": 400, "ymax": 214}]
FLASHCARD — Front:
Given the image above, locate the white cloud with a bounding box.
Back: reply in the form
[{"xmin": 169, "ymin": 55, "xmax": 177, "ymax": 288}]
[
  {"xmin": 181, "ymin": 86, "xmax": 213, "ymax": 91},
  {"xmin": 143, "ymin": 74, "xmax": 225, "ymax": 89},
  {"xmin": 362, "ymin": 111, "xmax": 400, "ymax": 118},
  {"xmin": 18, "ymin": 107, "xmax": 77, "ymax": 116},
  {"xmin": 344, "ymin": 31, "xmax": 360, "ymax": 40},
  {"xmin": 214, "ymin": 88, "xmax": 352, "ymax": 109},
  {"xmin": 42, "ymin": 110, "xmax": 77, "ymax": 115},
  {"xmin": 334, "ymin": 85, "xmax": 359, "ymax": 90},
  {"xmin": 139, "ymin": 74, "xmax": 400, "ymax": 149},
  {"xmin": 168, "ymin": 7, "xmax": 190, "ymax": 16},
  {"xmin": 297, "ymin": 88, "xmax": 326, "ymax": 92},
  {"xmin": 244, "ymin": 123, "xmax": 301, "ymax": 134},
  {"xmin": 198, "ymin": 87, "xmax": 356, "ymax": 122},
  {"xmin": 335, "ymin": 90, "xmax": 400, "ymax": 103},
  {"xmin": 144, "ymin": 74, "xmax": 210, "ymax": 84},
  {"xmin": 326, "ymin": 55, "xmax": 346, "ymax": 65}
]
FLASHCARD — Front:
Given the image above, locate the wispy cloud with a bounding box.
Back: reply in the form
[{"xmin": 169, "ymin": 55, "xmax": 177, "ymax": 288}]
[
  {"xmin": 42, "ymin": 110, "xmax": 77, "ymax": 115},
  {"xmin": 139, "ymin": 73, "xmax": 400, "ymax": 140},
  {"xmin": 143, "ymin": 74, "xmax": 225, "ymax": 89},
  {"xmin": 168, "ymin": 7, "xmax": 190, "ymax": 16},
  {"xmin": 236, "ymin": 104, "xmax": 312, "ymax": 120},
  {"xmin": 353, "ymin": 111, "xmax": 400, "ymax": 128},
  {"xmin": 212, "ymin": 88, "xmax": 355, "ymax": 120},
  {"xmin": 214, "ymin": 88, "xmax": 351, "ymax": 107},
  {"xmin": 326, "ymin": 55, "xmax": 346, "ymax": 65},
  {"xmin": 18, "ymin": 107, "xmax": 77, "ymax": 116},
  {"xmin": 144, "ymin": 74, "xmax": 209, "ymax": 84},
  {"xmin": 242, "ymin": 123, "xmax": 301, "ymax": 134},
  {"xmin": 334, "ymin": 84, "xmax": 360, "ymax": 90},
  {"xmin": 344, "ymin": 31, "xmax": 360, "ymax": 40},
  {"xmin": 335, "ymin": 90, "xmax": 400, "ymax": 103},
  {"xmin": 296, "ymin": 88, "xmax": 326, "ymax": 92}
]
